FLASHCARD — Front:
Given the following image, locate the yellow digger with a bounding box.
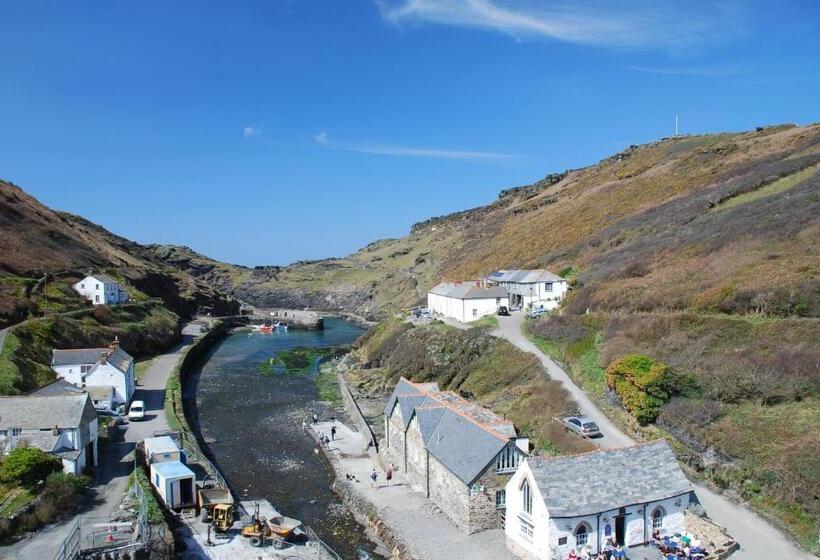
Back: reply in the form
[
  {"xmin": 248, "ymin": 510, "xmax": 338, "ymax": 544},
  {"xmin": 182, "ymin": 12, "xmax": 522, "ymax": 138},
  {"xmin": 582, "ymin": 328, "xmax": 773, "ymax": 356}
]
[{"xmin": 241, "ymin": 502, "xmax": 302, "ymax": 548}]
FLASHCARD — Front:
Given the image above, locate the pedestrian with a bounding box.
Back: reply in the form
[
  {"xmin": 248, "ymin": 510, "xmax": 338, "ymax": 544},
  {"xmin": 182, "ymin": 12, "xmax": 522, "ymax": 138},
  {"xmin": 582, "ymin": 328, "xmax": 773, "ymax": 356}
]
[
  {"xmin": 385, "ymin": 466, "xmax": 393, "ymax": 487},
  {"xmin": 312, "ymin": 413, "xmax": 318, "ymax": 425},
  {"xmin": 370, "ymin": 468, "xmax": 378, "ymax": 488},
  {"xmin": 331, "ymin": 426, "xmax": 337, "ymax": 441},
  {"xmin": 567, "ymin": 549, "xmax": 578, "ymax": 560},
  {"xmin": 302, "ymin": 419, "xmax": 307, "ymax": 430}
]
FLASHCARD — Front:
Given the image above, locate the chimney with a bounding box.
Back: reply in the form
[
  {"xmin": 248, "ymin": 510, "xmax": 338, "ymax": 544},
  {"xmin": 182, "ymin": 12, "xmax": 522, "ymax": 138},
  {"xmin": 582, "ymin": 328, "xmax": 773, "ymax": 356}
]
[
  {"xmin": 109, "ymin": 336, "xmax": 120, "ymax": 349},
  {"xmin": 52, "ymin": 425, "xmax": 60, "ymax": 436},
  {"xmin": 100, "ymin": 351, "xmax": 108, "ymax": 365}
]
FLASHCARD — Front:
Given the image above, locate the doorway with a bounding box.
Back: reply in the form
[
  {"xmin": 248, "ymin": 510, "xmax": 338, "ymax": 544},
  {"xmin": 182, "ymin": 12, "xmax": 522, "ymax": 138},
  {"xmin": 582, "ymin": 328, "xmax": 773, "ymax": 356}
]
[
  {"xmin": 615, "ymin": 516, "xmax": 626, "ymax": 546},
  {"xmin": 180, "ymin": 478, "xmax": 194, "ymax": 506}
]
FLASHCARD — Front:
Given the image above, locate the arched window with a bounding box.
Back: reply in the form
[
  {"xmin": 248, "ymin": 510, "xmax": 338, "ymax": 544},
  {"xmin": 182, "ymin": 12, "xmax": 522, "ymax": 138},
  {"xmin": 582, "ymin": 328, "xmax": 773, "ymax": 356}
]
[
  {"xmin": 652, "ymin": 506, "xmax": 666, "ymax": 531},
  {"xmin": 521, "ymin": 479, "xmax": 532, "ymax": 515},
  {"xmin": 575, "ymin": 523, "xmax": 590, "ymax": 546}
]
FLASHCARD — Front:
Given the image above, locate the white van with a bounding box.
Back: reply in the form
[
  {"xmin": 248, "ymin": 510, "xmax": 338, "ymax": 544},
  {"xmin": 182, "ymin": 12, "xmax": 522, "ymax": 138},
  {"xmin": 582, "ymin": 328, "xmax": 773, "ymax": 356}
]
[{"xmin": 128, "ymin": 400, "xmax": 146, "ymax": 421}]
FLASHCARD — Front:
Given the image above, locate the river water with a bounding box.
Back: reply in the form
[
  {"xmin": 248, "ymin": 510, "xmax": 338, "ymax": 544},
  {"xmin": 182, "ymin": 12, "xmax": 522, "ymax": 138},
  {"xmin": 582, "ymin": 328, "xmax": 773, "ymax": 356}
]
[{"xmin": 183, "ymin": 318, "xmax": 385, "ymax": 559}]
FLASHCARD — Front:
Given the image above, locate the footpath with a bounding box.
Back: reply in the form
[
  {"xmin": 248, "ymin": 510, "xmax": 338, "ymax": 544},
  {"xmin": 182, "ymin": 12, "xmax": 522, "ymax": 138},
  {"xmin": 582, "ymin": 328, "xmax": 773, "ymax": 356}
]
[
  {"xmin": 310, "ymin": 420, "xmax": 514, "ymax": 560},
  {"xmin": 3, "ymin": 320, "xmax": 204, "ymax": 560}
]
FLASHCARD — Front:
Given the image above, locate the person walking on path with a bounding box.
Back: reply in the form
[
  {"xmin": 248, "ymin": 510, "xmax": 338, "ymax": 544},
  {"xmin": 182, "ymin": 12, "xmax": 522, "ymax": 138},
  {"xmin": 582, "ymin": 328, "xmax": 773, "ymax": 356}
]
[
  {"xmin": 312, "ymin": 413, "xmax": 318, "ymax": 425},
  {"xmin": 331, "ymin": 425, "xmax": 337, "ymax": 441},
  {"xmin": 370, "ymin": 468, "xmax": 378, "ymax": 488},
  {"xmin": 385, "ymin": 466, "xmax": 393, "ymax": 487}
]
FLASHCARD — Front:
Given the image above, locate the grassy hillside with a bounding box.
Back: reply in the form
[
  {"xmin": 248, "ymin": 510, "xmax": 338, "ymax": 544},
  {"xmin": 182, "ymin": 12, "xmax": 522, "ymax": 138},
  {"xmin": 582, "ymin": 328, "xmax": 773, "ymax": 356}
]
[
  {"xmin": 527, "ymin": 312, "xmax": 820, "ymax": 553},
  {"xmin": 350, "ymin": 318, "xmax": 595, "ymax": 455},
  {"xmin": 0, "ymin": 303, "xmax": 179, "ymax": 394},
  {"xmin": 154, "ymin": 124, "xmax": 820, "ymax": 323},
  {"xmin": 0, "ymin": 181, "xmax": 240, "ymax": 328}
]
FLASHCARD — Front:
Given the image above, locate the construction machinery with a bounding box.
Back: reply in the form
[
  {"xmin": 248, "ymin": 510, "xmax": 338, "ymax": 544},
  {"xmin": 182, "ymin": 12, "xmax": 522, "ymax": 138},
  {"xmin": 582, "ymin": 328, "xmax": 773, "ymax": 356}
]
[
  {"xmin": 241, "ymin": 502, "xmax": 302, "ymax": 548},
  {"xmin": 197, "ymin": 487, "xmax": 235, "ymax": 532}
]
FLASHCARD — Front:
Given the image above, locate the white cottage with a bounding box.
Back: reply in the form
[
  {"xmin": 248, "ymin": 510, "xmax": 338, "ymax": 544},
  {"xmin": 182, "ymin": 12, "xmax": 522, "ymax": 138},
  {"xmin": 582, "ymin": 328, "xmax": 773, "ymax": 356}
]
[
  {"xmin": 505, "ymin": 441, "xmax": 692, "ymax": 560},
  {"xmin": 487, "ymin": 270, "xmax": 568, "ymax": 310},
  {"xmin": 427, "ymin": 281, "xmax": 508, "ymax": 323},
  {"xmin": 51, "ymin": 339, "xmax": 136, "ymax": 407},
  {"xmin": 0, "ymin": 393, "xmax": 99, "ymax": 475},
  {"xmin": 73, "ymin": 272, "xmax": 128, "ymax": 305}
]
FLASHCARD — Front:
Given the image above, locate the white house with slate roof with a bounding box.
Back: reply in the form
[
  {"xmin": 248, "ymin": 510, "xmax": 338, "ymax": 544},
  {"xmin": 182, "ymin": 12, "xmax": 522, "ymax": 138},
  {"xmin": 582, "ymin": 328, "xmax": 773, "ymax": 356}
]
[
  {"xmin": 504, "ymin": 440, "xmax": 693, "ymax": 560},
  {"xmin": 73, "ymin": 271, "xmax": 129, "ymax": 305},
  {"xmin": 383, "ymin": 378, "xmax": 529, "ymax": 533},
  {"xmin": 487, "ymin": 269, "xmax": 568, "ymax": 310},
  {"xmin": 0, "ymin": 392, "xmax": 99, "ymax": 475},
  {"xmin": 427, "ymin": 281, "xmax": 508, "ymax": 323},
  {"xmin": 51, "ymin": 338, "xmax": 135, "ymax": 407}
]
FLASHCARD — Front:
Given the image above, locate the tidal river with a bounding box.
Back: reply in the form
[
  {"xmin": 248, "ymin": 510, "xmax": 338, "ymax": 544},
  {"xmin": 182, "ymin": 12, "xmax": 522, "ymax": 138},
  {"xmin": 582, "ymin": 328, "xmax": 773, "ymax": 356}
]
[{"xmin": 183, "ymin": 318, "xmax": 385, "ymax": 559}]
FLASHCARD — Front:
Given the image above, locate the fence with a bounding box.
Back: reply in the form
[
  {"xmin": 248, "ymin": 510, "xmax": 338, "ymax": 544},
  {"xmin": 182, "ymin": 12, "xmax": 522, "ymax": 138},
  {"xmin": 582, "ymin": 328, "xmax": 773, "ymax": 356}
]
[{"xmin": 52, "ymin": 520, "xmax": 80, "ymax": 560}]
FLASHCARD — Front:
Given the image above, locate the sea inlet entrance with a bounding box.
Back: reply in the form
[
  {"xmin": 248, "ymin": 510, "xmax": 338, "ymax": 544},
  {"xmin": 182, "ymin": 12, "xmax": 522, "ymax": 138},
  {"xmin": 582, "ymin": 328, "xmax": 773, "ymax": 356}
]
[{"xmin": 183, "ymin": 318, "xmax": 385, "ymax": 559}]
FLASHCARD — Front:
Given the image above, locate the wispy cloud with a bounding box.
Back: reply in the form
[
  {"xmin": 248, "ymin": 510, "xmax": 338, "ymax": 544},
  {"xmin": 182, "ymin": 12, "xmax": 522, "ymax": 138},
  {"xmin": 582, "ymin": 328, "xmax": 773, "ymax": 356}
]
[
  {"xmin": 378, "ymin": 0, "xmax": 740, "ymax": 50},
  {"xmin": 312, "ymin": 132, "xmax": 516, "ymax": 162},
  {"xmin": 627, "ymin": 64, "xmax": 747, "ymax": 77},
  {"xmin": 243, "ymin": 126, "xmax": 261, "ymax": 138}
]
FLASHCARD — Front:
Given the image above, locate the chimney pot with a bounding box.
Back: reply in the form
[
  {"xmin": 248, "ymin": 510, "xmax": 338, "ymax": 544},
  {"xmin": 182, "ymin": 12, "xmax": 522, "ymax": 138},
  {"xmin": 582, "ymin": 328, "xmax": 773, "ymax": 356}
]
[{"xmin": 100, "ymin": 351, "xmax": 108, "ymax": 365}]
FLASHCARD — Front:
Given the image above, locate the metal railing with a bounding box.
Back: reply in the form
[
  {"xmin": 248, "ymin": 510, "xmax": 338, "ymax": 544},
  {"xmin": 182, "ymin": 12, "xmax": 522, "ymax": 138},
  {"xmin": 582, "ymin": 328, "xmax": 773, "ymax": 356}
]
[
  {"xmin": 306, "ymin": 526, "xmax": 344, "ymax": 560},
  {"xmin": 52, "ymin": 520, "xmax": 80, "ymax": 560}
]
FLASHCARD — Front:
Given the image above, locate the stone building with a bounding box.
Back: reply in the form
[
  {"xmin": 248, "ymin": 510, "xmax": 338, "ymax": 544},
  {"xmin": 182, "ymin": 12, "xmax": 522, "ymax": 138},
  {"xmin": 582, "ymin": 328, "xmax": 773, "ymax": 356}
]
[
  {"xmin": 382, "ymin": 377, "xmax": 529, "ymax": 533},
  {"xmin": 504, "ymin": 440, "xmax": 693, "ymax": 560}
]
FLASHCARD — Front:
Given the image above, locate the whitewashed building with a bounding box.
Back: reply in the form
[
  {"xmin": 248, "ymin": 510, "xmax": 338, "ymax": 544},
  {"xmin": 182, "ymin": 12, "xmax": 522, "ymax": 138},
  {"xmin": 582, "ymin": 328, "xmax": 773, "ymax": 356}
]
[
  {"xmin": 73, "ymin": 272, "xmax": 129, "ymax": 305},
  {"xmin": 487, "ymin": 270, "xmax": 568, "ymax": 310},
  {"xmin": 51, "ymin": 339, "xmax": 136, "ymax": 407},
  {"xmin": 505, "ymin": 441, "xmax": 692, "ymax": 560},
  {"xmin": 427, "ymin": 281, "xmax": 508, "ymax": 323},
  {"xmin": 0, "ymin": 392, "xmax": 99, "ymax": 475}
]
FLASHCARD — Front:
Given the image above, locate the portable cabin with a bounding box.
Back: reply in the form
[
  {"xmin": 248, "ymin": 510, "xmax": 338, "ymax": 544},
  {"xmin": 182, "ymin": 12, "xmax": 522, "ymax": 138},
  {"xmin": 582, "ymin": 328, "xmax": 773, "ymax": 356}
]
[
  {"xmin": 150, "ymin": 461, "xmax": 196, "ymax": 509},
  {"xmin": 144, "ymin": 436, "xmax": 185, "ymax": 465}
]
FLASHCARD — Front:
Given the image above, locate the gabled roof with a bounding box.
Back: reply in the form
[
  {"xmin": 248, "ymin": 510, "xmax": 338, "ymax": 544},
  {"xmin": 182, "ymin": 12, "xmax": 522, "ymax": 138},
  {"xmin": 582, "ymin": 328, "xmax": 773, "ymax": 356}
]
[
  {"xmin": 527, "ymin": 440, "xmax": 691, "ymax": 518},
  {"xmin": 16, "ymin": 431, "xmax": 61, "ymax": 453},
  {"xmin": 428, "ymin": 282, "xmax": 508, "ymax": 300},
  {"xmin": 385, "ymin": 377, "xmax": 521, "ymax": 485},
  {"xmin": 86, "ymin": 273, "xmax": 121, "ymax": 284},
  {"xmin": 487, "ymin": 269, "xmax": 565, "ymax": 284},
  {"xmin": 29, "ymin": 379, "xmax": 86, "ymax": 397},
  {"xmin": 0, "ymin": 393, "xmax": 96, "ymax": 431},
  {"xmin": 52, "ymin": 345, "xmax": 133, "ymax": 374}
]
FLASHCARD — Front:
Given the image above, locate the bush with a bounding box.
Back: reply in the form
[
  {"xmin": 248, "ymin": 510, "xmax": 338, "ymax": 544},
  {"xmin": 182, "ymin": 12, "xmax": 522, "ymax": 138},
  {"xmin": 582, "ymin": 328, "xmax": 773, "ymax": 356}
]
[
  {"xmin": 0, "ymin": 447, "xmax": 62, "ymax": 487},
  {"xmin": 606, "ymin": 354, "xmax": 671, "ymax": 424}
]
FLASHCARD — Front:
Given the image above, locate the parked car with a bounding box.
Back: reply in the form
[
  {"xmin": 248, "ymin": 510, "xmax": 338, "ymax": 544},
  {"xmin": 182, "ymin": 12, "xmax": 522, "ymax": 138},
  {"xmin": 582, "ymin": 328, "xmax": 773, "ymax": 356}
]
[
  {"xmin": 497, "ymin": 306, "xmax": 510, "ymax": 316},
  {"xmin": 562, "ymin": 416, "xmax": 601, "ymax": 438},
  {"xmin": 529, "ymin": 306, "xmax": 548, "ymax": 319},
  {"xmin": 128, "ymin": 400, "xmax": 146, "ymax": 422},
  {"xmin": 97, "ymin": 408, "xmax": 125, "ymax": 424}
]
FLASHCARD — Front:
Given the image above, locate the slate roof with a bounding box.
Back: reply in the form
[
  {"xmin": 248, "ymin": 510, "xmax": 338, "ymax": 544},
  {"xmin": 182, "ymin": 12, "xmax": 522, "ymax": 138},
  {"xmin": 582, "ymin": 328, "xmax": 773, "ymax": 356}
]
[
  {"xmin": 89, "ymin": 273, "xmax": 121, "ymax": 284},
  {"xmin": 385, "ymin": 377, "xmax": 521, "ymax": 485},
  {"xmin": 52, "ymin": 345, "xmax": 133, "ymax": 374},
  {"xmin": 29, "ymin": 379, "xmax": 86, "ymax": 397},
  {"xmin": 16, "ymin": 431, "xmax": 61, "ymax": 453},
  {"xmin": 0, "ymin": 394, "xmax": 97, "ymax": 431},
  {"xmin": 88, "ymin": 386, "xmax": 115, "ymax": 400},
  {"xmin": 527, "ymin": 440, "xmax": 692, "ymax": 518},
  {"xmin": 487, "ymin": 269, "xmax": 565, "ymax": 284},
  {"xmin": 428, "ymin": 282, "xmax": 508, "ymax": 300}
]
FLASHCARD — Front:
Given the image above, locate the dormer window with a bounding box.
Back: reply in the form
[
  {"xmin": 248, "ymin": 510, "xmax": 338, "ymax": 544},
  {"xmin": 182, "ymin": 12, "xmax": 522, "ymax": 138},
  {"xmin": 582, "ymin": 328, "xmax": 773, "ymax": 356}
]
[{"xmin": 11, "ymin": 428, "xmax": 22, "ymax": 437}]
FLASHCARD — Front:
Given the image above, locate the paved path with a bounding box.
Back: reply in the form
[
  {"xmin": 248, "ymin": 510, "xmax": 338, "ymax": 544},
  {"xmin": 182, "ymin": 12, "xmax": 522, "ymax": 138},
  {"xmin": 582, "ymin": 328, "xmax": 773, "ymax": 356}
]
[
  {"xmin": 491, "ymin": 312, "xmax": 816, "ymax": 560},
  {"xmin": 311, "ymin": 421, "xmax": 514, "ymax": 560},
  {"xmin": 3, "ymin": 320, "xmax": 204, "ymax": 560},
  {"xmin": 0, "ymin": 326, "xmax": 10, "ymax": 355}
]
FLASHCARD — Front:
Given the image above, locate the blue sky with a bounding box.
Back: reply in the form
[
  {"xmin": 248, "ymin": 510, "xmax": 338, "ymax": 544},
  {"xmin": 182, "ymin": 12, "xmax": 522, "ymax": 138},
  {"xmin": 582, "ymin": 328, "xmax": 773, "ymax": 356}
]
[{"xmin": 1, "ymin": 1, "xmax": 818, "ymax": 266}]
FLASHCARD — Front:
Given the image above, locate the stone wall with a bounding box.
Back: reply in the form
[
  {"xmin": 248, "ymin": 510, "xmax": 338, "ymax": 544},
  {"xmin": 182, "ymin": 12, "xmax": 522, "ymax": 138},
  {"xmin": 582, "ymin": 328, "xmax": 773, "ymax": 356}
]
[
  {"xmin": 427, "ymin": 452, "xmax": 471, "ymax": 532},
  {"xmin": 336, "ymin": 361, "xmax": 378, "ymax": 452},
  {"xmin": 470, "ymin": 465, "xmax": 512, "ymax": 532}
]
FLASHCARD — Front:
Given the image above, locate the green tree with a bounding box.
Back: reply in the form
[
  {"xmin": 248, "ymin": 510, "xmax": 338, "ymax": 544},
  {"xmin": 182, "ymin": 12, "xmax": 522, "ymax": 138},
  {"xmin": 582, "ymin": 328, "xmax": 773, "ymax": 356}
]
[
  {"xmin": 0, "ymin": 447, "xmax": 62, "ymax": 487},
  {"xmin": 606, "ymin": 354, "xmax": 671, "ymax": 424}
]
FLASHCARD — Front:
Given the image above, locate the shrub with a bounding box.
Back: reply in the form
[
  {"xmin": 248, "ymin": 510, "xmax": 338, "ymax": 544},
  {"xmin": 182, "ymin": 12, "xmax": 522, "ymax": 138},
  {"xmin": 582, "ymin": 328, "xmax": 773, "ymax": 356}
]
[
  {"xmin": 606, "ymin": 354, "xmax": 671, "ymax": 424},
  {"xmin": 0, "ymin": 447, "xmax": 62, "ymax": 487}
]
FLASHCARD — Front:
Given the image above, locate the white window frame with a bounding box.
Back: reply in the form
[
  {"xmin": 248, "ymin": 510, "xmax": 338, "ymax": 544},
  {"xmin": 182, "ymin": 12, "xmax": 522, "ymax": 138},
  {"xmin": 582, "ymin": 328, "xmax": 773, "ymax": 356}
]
[
  {"xmin": 575, "ymin": 523, "xmax": 591, "ymax": 546},
  {"xmin": 496, "ymin": 489, "xmax": 506, "ymax": 509},
  {"xmin": 518, "ymin": 515, "xmax": 534, "ymax": 541},
  {"xmin": 521, "ymin": 479, "xmax": 532, "ymax": 515},
  {"xmin": 652, "ymin": 506, "xmax": 665, "ymax": 531},
  {"xmin": 11, "ymin": 428, "xmax": 22, "ymax": 437},
  {"xmin": 496, "ymin": 444, "xmax": 520, "ymax": 473},
  {"xmin": 545, "ymin": 282, "xmax": 553, "ymax": 292}
]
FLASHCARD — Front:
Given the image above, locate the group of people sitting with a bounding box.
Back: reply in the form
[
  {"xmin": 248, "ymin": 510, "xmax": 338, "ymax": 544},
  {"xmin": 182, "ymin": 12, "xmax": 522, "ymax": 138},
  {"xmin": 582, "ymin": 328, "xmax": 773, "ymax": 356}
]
[
  {"xmin": 650, "ymin": 530, "xmax": 708, "ymax": 559},
  {"xmin": 566, "ymin": 540, "xmax": 627, "ymax": 560}
]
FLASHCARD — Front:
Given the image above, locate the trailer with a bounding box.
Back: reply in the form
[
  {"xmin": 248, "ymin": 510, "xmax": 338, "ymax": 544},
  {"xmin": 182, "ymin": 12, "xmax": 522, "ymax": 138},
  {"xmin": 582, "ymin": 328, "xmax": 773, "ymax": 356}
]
[{"xmin": 150, "ymin": 460, "xmax": 196, "ymax": 509}]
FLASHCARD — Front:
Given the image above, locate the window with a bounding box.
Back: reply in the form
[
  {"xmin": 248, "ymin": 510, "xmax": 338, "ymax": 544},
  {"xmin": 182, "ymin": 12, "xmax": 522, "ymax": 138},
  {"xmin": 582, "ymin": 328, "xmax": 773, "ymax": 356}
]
[
  {"xmin": 652, "ymin": 506, "xmax": 665, "ymax": 531},
  {"xmin": 95, "ymin": 283, "xmax": 99, "ymax": 289},
  {"xmin": 496, "ymin": 444, "xmax": 521, "ymax": 473},
  {"xmin": 521, "ymin": 479, "xmax": 532, "ymax": 515},
  {"xmin": 496, "ymin": 490, "xmax": 506, "ymax": 509},
  {"xmin": 519, "ymin": 516, "xmax": 534, "ymax": 541},
  {"xmin": 545, "ymin": 282, "xmax": 553, "ymax": 292},
  {"xmin": 472, "ymin": 308, "xmax": 478, "ymax": 317},
  {"xmin": 80, "ymin": 283, "xmax": 85, "ymax": 289},
  {"xmin": 95, "ymin": 295, "xmax": 100, "ymax": 303},
  {"xmin": 11, "ymin": 428, "xmax": 22, "ymax": 437},
  {"xmin": 81, "ymin": 365, "xmax": 92, "ymax": 374},
  {"xmin": 575, "ymin": 523, "xmax": 590, "ymax": 546}
]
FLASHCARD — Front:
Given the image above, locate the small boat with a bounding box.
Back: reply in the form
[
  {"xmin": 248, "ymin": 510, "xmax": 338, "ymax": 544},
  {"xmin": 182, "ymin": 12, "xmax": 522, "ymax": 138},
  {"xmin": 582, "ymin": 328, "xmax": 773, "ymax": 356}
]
[
  {"xmin": 252, "ymin": 324, "xmax": 275, "ymax": 334},
  {"xmin": 274, "ymin": 322, "xmax": 288, "ymax": 332}
]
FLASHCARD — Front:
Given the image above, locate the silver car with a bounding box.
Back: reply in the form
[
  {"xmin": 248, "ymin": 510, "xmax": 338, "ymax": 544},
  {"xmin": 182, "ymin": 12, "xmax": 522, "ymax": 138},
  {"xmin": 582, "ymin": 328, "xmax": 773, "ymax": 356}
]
[{"xmin": 563, "ymin": 416, "xmax": 601, "ymax": 438}]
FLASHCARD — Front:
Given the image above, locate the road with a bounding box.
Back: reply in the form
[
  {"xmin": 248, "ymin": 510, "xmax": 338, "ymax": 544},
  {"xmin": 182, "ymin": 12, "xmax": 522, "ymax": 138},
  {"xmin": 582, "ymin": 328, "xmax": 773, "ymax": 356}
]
[
  {"xmin": 0, "ymin": 326, "xmax": 9, "ymax": 355},
  {"xmin": 4, "ymin": 320, "xmax": 204, "ymax": 560},
  {"xmin": 492, "ymin": 312, "xmax": 816, "ymax": 560}
]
